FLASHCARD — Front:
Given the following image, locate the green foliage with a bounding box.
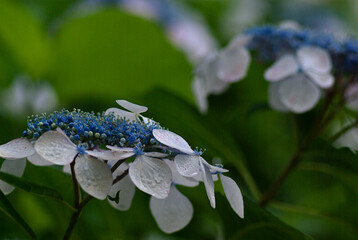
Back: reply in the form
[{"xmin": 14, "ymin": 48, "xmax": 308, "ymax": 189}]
[{"xmin": 0, "ymin": 190, "xmax": 36, "ymax": 239}]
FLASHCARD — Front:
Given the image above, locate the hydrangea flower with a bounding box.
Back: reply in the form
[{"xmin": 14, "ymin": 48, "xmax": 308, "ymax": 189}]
[
  {"xmin": 152, "ymin": 129, "xmax": 244, "ymax": 218},
  {"xmin": 264, "ymin": 46, "xmax": 333, "ymax": 113},
  {"xmin": 0, "ymin": 100, "xmax": 245, "ymax": 234},
  {"xmin": 193, "ymin": 35, "xmax": 251, "ymax": 113}
]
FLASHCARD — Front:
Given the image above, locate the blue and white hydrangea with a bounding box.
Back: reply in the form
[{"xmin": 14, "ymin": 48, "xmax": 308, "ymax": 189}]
[
  {"xmin": 0, "ymin": 100, "xmax": 244, "ymax": 233},
  {"xmin": 193, "ymin": 24, "xmax": 358, "ymax": 114}
]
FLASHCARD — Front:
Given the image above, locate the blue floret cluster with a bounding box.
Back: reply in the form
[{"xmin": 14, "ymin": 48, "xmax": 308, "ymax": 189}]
[
  {"xmin": 22, "ymin": 109, "xmax": 161, "ymax": 150},
  {"xmin": 245, "ymin": 26, "xmax": 358, "ymax": 74}
]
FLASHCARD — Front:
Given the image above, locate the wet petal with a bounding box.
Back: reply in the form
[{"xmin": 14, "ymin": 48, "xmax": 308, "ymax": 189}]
[
  {"xmin": 0, "ymin": 138, "xmax": 35, "ymax": 159},
  {"xmin": 87, "ymin": 148, "xmax": 134, "ymax": 162},
  {"xmin": 152, "ymin": 129, "xmax": 194, "ymax": 154},
  {"xmin": 297, "ymin": 46, "xmax": 332, "ymax": 74},
  {"xmin": 104, "ymin": 108, "xmax": 137, "ymax": 121},
  {"xmin": 0, "ymin": 158, "xmax": 26, "ymax": 195},
  {"xmin": 264, "ymin": 54, "xmax": 299, "ymax": 82},
  {"xmin": 34, "ymin": 129, "xmax": 77, "ymax": 165},
  {"xmin": 174, "ymin": 154, "xmax": 201, "ymax": 177},
  {"xmin": 305, "ymin": 71, "xmax": 334, "ymax": 89},
  {"xmin": 200, "ymin": 158, "xmax": 229, "ymax": 173},
  {"xmin": 220, "ymin": 174, "xmax": 244, "ymax": 218},
  {"xmin": 27, "ymin": 152, "xmax": 53, "ymax": 166},
  {"xmin": 217, "ymin": 47, "xmax": 250, "ymax": 82},
  {"xmin": 108, "ymin": 174, "xmax": 135, "ymax": 211},
  {"xmin": 116, "ymin": 100, "xmax": 148, "ymax": 113},
  {"xmin": 150, "ymin": 186, "xmax": 193, "ymax": 233},
  {"xmin": 279, "ymin": 74, "xmax": 320, "ymax": 113},
  {"xmin": 165, "ymin": 160, "xmax": 199, "ymax": 187},
  {"xmin": 129, "ymin": 155, "xmax": 172, "ymax": 199},
  {"xmin": 200, "ymin": 160, "xmax": 215, "ymax": 208},
  {"xmin": 74, "ymin": 155, "xmax": 113, "ymax": 200},
  {"xmin": 268, "ymin": 83, "xmax": 289, "ymax": 112}
]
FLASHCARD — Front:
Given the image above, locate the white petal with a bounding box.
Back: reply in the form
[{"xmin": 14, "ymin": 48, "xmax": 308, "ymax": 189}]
[
  {"xmin": 145, "ymin": 152, "xmax": 169, "ymax": 158},
  {"xmin": 227, "ymin": 34, "xmax": 252, "ymax": 50},
  {"xmin": 150, "ymin": 186, "xmax": 193, "ymax": 233},
  {"xmin": 192, "ymin": 77, "xmax": 209, "ymax": 114},
  {"xmin": 264, "ymin": 55, "xmax": 299, "ymax": 82},
  {"xmin": 217, "ymin": 46, "xmax": 250, "ymax": 82},
  {"xmin": 174, "ymin": 154, "xmax": 201, "ymax": 177},
  {"xmin": 279, "ymin": 74, "xmax": 320, "ymax": 113},
  {"xmin": 165, "ymin": 160, "xmax": 199, "ymax": 187},
  {"xmin": 268, "ymin": 83, "xmax": 289, "ymax": 112},
  {"xmin": 220, "ymin": 174, "xmax": 244, "ymax": 218},
  {"xmin": 129, "ymin": 155, "xmax": 172, "ymax": 199},
  {"xmin": 297, "ymin": 46, "xmax": 332, "ymax": 74},
  {"xmin": 200, "ymin": 160, "xmax": 215, "ymax": 208},
  {"xmin": 108, "ymin": 174, "xmax": 135, "ymax": 211},
  {"xmin": 152, "ymin": 129, "xmax": 194, "ymax": 154},
  {"xmin": 74, "ymin": 155, "xmax": 113, "ymax": 200},
  {"xmin": 305, "ymin": 71, "xmax": 334, "ymax": 89},
  {"xmin": 0, "ymin": 138, "xmax": 35, "ymax": 159},
  {"xmin": 27, "ymin": 152, "xmax": 53, "ymax": 166},
  {"xmin": 140, "ymin": 115, "xmax": 156, "ymax": 125},
  {"xmin": 0, "ymin": 158, "xmax": 26, "ymax": 195},
  {"xmin": 86, "ymin": 149, "xmax": 133, "ymax": 162},
  {"xmin": 34, "ymin": 129, "xmax": 77, "ymax": 165},
  {"xmin": 116, "ymin": 100, "xmax": 148, "ymax": 113},
  {"xmin": 63, "ymin": 164, "xmax": 71, "ymax": 175},
  {"xmin": 200, "ymin": 157, "xmax": 229, "ymax": 173},
  {"xmin": 104, "ymin": 108, "xmax": 137, "ymax": 121},
  {"xmin": 195, "ymin": 53, "xmax": 228, "ymax": 94}
]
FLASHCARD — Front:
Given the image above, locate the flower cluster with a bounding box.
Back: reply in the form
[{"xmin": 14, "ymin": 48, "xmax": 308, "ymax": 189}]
[
  {"xmin": 0, "ymin": 100, "xmax": 244, "ymax": 233},
  {"xmin": 193, "ymin": 23, "xmax": 358, "ymax": 114}
]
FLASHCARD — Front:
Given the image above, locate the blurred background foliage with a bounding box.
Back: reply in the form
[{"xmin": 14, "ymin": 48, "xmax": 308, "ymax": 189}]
[{"xmin": 0, "ymin": 0, "xmax": 357, "ymax": 239}]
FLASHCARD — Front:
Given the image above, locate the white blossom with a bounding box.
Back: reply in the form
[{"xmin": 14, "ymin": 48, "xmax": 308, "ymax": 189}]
[
  {"xmin": 152, "ymin": 129, "xmax": 244, "ymax": 218},
  {"xmin": 264, "ymin": 46, "xmax": 334, "ymax": 113}
]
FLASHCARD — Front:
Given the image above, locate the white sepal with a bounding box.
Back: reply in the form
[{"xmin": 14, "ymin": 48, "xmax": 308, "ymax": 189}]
[
  {"xmin": 150, "ymin": 186, "xmax": 193, "ymax": 233},
  {"xmin": 0, "ymin": 138, "xmax": 35, "ymax": 160},
  {"xmin": 74, "ymin": 155, "xmax": 113, "ymax": 200},
  {"xmin": 129, "ymin": 155, "xmax": 172, "ymax": 199},
  {"xmin": 34, "ymin": 128, "xmax": 78, "ymax": 165},
  {"xmin": 220, "ymin": 174, "xmax": 244, "ymax": 218},
  {"xmin": 152, "ymin": 129, "xmax": 194, "ymax": 154},
  {"xmin": 0, "ymin": 158, "xmax": 26, "ymax": 195}
]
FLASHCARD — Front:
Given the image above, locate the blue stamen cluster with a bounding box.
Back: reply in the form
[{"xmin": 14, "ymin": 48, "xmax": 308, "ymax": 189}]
[
  {"xmin": 245, "ymin": 26, "xmax": 358, "ymax": 74},
  {"xmin": 22, "ymin": 109, "xmax": 161, "ymax": 150}
]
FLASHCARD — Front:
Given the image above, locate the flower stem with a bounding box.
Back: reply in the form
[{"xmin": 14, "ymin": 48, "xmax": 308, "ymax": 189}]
[
  {"xmin": 63, "ymin": 157, "xmax": 93, "ymax": 240},
  {"xmin": 113, "ymin": 169, "xmax": 129, "ymax": 184},
  {"xmin": 259, "ymin": 88, "xmax": 337, "ymax": 207},
  {"xmin": 70, "ymin": 159, "xmax": 80, "ymax": 209},
  {"xmin": 63, "ymin": 196, "xmax": 93, "ymax": 240}
]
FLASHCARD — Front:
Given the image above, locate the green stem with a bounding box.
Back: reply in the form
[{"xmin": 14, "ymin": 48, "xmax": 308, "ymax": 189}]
[
  {"xmin": 259, "ymin": 87, "xmax": 337, "ymax": 207},
  {"xmin": 62, "ymin": 196, "xmax": 93, "ymax": 240},
  {"xmin": 63, "ymin": 158, "xmax": 93, "ymax": 240}
]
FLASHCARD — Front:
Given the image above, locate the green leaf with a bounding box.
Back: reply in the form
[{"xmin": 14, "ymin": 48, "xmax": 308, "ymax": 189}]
[
  {"xmin": 52, "ymin": 9, "xmax": 193, "ymax": 104},
  {"xmin": 0, "ymin": 0, "xmax": 50, "ymax": 77},
  {"xmin": 0, "ymin": 190, "xmax": 36, "ymax": 239},
  {"xmin": 0, "ymin": 171, "xmax": 75, "ymax": 211}
]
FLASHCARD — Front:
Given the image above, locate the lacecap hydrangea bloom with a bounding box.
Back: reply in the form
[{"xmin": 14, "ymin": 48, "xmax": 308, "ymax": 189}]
[
  {"xmin": 0, "ymin": 100, "xmax": 243, "ymax": 233},
  {"xmin": 194, "ymin": 23, "xmax": 358, "ymax": 114}
]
